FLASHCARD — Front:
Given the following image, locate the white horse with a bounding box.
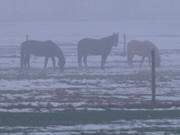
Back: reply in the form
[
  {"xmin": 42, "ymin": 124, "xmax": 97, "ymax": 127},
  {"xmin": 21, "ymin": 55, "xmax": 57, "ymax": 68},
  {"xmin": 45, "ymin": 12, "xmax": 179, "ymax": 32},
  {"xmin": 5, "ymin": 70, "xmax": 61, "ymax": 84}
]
[{"xmin": 127, "ymin": 40, "xmax": 160, "ymax": 67}]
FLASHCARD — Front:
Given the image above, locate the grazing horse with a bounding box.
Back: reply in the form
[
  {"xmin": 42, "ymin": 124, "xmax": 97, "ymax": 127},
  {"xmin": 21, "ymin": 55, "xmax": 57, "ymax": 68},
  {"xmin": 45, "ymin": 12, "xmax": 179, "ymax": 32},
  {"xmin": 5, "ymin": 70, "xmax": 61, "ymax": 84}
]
[
  {"xmin": 20, "ymin": 40, "xmax": 65, "ymax": 71},
  {"xmin": 127, "ymin": 40, "xmax": 160, "ymax": 67},
  {"xmin": 77, "ymin": 33, "xmax": 119, "ymax": 69}
]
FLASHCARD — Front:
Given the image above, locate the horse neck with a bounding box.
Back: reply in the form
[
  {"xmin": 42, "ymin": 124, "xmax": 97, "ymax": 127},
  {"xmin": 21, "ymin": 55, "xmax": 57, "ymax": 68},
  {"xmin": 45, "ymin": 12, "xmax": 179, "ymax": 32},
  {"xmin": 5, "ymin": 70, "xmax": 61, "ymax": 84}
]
[
  {"xmin": 102, "ymin": 35, "xmax": 115, "ymax": 47},
  {"xmin": 102, "ymin": 35, "xmax": 113, "ymax": 41}
]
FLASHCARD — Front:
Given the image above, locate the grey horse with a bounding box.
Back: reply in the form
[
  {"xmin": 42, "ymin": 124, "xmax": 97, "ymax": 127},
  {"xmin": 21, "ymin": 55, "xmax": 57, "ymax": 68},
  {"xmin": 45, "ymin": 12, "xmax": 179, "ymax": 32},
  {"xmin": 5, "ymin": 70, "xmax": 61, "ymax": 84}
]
[
  {"xmin": 77, "ymin": 33, "xmax": 119, "ymax": 69},
  {"xmin": 127, "ymin": 40, "xmax": 160, "ymax": 67},
  {"xmin": 20, "ymin": 40, "xmax": 65, "ymax": 71}
]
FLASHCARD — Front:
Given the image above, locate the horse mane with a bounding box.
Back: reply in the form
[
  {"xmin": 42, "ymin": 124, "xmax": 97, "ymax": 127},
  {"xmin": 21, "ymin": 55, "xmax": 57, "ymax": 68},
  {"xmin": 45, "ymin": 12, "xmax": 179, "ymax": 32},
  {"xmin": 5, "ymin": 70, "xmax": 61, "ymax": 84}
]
[{"xmin": 100, "ymin": 34, "xmax": 114, "ymax": 41}]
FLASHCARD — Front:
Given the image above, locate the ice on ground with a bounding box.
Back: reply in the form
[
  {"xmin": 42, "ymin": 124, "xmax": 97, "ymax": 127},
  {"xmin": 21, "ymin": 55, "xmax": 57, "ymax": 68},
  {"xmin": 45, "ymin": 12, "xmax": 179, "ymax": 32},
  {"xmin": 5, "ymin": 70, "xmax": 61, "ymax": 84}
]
[{"xmin": 0, "ymin": 47, "xmax": 179, "ymax": 111}]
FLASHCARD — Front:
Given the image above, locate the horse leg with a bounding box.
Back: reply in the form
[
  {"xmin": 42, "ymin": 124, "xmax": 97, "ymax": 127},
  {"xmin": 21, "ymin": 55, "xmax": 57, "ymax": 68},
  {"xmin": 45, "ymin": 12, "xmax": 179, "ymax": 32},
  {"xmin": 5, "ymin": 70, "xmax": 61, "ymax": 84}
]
[
  {"xmin": 27, "ymin": 55, "xmax": 30, "ymax": 69},
  {"xmin": 78, "ymin": 54, "xmax": 83, "ymax": 68},
  {"xmin": 23, "ymin": 54, "xmax": 30, "ymax": 69},
  {"xmin": 101, "ymin": 54, "xmax": 108, "ymax": 70},
  {"xmin": 51, "ymin": 57, "xmax": 56, "ymax": 70},
  {"xmin": 83, "ymin": 55, "xmax": 88, "ymax": 68},
  {"xmin": 44, "ymin": 57, "xmax": 49, "ymax": 69},
  {"xmin": 128, "ymin": 54, "xmax": 133, "ymax": 67},
  {"xmin": 20, "ymin": 52, "xmax": 24, "ymax": 70},
  {"xmin": 140, "ymin": 56, "xmax": 145, "ymax": 68}
]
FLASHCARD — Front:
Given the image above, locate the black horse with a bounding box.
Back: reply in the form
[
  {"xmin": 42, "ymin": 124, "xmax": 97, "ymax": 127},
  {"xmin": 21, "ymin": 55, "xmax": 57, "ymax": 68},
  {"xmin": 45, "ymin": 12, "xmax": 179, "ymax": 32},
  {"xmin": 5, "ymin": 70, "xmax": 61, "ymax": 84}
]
[
  {"xmin": 20, "ymin": 40, "xmax": 65, "ymax": 71},
  {"xmin": 77, "ymin": 33, "xmax": 119, "ymax": 69}
]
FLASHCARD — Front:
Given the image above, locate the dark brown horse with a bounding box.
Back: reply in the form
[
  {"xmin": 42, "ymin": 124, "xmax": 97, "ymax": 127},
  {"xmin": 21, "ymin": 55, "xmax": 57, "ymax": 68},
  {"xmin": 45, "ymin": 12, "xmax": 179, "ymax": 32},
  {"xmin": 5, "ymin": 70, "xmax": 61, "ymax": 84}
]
[
  {"xmin": 20, "ymin": 40, "xmax": 65, "ymax": 71},
  {"xmin": 77, "ymin": 33, "xmax": 119, "ymax": 69}
]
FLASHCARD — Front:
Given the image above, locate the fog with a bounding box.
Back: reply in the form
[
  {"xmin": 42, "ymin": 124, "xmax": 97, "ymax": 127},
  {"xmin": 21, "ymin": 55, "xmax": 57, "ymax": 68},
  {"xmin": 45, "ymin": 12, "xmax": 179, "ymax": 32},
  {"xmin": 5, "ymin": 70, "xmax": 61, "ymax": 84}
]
[
  {"xmin": 0, "ymin": 0, "xmax": 180, "ymax": 22},
  {"xmin": 1, "ymin": 1, "xmax": 180, "ymax": 135}
]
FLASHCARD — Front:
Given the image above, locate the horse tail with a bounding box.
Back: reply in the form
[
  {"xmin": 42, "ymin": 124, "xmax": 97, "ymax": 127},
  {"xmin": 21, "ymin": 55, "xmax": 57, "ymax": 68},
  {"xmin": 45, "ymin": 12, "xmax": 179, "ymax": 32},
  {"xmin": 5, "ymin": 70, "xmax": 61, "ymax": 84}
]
[
  {"xmin": 127, "ymin": 42, "xmax": 133, "ymax": 66},
  {"xmin": 77, "ymin": 41, "xmax": 83, "ymax": 67},
  {"xmin": 77, "ymin": 43, "xmax": 80, "ymax": 62},
  {"xmin": 20, "ymin": 44, "xmax": 25, "ymax": 69}
]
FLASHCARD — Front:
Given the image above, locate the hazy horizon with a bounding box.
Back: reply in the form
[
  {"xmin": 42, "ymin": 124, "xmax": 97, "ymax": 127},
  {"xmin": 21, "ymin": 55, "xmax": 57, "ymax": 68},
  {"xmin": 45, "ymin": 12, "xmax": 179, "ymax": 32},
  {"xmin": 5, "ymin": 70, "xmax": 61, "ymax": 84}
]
[{"xmin": 0, "ymin": 0, "xmax": 180, "ymax": 22}]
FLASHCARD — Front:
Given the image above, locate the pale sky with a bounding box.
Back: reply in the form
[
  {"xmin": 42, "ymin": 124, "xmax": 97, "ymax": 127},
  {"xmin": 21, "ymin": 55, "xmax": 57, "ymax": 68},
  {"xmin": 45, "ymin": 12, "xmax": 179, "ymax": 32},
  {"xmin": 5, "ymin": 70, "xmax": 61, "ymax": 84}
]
[{"xmin": 0, "ymin": 0, "xmax": 179, "ymax": 21}]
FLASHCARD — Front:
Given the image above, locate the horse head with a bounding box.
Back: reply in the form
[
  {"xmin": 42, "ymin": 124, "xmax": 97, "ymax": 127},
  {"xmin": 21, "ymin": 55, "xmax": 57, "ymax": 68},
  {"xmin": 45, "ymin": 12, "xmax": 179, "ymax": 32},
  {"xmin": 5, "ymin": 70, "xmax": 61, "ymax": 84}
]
[
  {"xmin": 56, "ymin": 49, "xmax": 65, "ymax": 72},
  {"xmin": 113, "ymin": 32, "xmax": 119, "ymax": 46},
  {"xmin": 57, "ymin": 58, "xmax": 65, "ymax": 72}
]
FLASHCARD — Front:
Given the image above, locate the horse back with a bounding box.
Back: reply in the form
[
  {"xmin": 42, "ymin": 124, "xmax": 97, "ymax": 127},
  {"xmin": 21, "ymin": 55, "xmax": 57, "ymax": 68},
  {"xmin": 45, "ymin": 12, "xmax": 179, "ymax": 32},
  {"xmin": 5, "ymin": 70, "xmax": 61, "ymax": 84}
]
[
  {"xmin": 20, "ymin": 40, "xmax": 60, "ymax": 57},
  {"xmin": 127, "ymin": 40, "xmax": 154, "ymax": 56},
  {"xmin": 78, "ymin": 38, "xmax": 112, "ymax": 55},
  {"xmin": 127, "ymin": 40, "xmax": 161, "ymax": 67}
]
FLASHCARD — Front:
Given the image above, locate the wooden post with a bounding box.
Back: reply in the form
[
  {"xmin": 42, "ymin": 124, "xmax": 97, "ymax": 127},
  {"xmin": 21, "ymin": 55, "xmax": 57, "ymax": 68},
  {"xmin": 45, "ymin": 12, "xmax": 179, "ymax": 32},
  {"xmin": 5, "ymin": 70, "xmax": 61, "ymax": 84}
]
[
  {"xmin": 26, "ymin": 34, "xmax": 29, "ymax": 41},
  {"xmin": 123, "ymin": 33, "xmax": 126, "ymax": 56},
  {"xmin": 151, "ymin": 49, "xmax": 156, "ymax": 105}
]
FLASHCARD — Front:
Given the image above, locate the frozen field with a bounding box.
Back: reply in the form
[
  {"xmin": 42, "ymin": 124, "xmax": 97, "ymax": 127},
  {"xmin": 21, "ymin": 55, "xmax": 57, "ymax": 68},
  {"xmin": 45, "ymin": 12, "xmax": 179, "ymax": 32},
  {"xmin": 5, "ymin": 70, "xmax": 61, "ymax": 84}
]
[
  {"xmin": 0, "ymin": 45, "xmax": 180, "ymax": 111},
  {"xmin": 0, "ymin": 45, "xmax": 180, "ymax": 134},
  {"xmin": 0, "ymin": 21, "xmax": 180, "ymax": 134}
]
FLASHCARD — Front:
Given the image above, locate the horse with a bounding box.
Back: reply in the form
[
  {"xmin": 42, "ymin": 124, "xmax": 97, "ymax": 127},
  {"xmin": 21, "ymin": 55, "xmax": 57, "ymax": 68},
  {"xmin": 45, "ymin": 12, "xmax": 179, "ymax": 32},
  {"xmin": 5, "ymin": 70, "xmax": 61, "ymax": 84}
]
[
  {"xmin": 20, "ymin": 40, "xmax": 65, "ymax": 71},
  {"xmin": 127, "ymin": 40, "xmax": 160, "ymax": 67},
  {"xmin": 77, "ymin": 33, "xmax": 119, "ymax": 69}
]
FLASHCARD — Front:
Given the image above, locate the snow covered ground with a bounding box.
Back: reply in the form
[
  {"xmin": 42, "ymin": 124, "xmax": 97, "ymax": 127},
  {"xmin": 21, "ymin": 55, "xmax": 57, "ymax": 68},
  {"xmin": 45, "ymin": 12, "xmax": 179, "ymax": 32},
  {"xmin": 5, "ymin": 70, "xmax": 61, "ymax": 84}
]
[
  {"xmin": 0, "ymin": 45, "xmax": 179, "ymax": 111},
  {"xmin": 0, "ymin": 45, "xmax": 180, "ymax": 111},
  {"xmin": 0, "ymin": 21, "xmax": 180, "ymax": 134},
  {"xmin": 0, "ymin": 44, "xmax": 180, "ymax": 134},
  {"xmin": 1, "ymin": 117, "xmax": 180, "ymax": 134}
]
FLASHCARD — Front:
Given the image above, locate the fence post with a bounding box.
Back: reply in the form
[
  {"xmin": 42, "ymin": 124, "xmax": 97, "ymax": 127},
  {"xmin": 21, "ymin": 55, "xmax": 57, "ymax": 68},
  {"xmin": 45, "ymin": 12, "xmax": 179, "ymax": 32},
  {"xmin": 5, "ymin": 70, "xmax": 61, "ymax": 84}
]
[
  {"xmin": 151, "ymin": 49, "xmax": 156, "ymax": 105},
  {"xmin": 26, "ymin": 34, "xmax": 29, "ymax": 41},
  {"xmin": 123, "ymin": 33, "xmax": 126, "ymax": 56}
]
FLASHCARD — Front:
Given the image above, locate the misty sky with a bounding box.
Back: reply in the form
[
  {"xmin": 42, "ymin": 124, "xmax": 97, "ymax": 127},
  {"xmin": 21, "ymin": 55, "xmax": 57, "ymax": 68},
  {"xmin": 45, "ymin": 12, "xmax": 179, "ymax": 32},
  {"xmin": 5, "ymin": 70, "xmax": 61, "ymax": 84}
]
[{"xmin": 0, "ymin": 0, "xmax": 180, "ymax": 22}]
